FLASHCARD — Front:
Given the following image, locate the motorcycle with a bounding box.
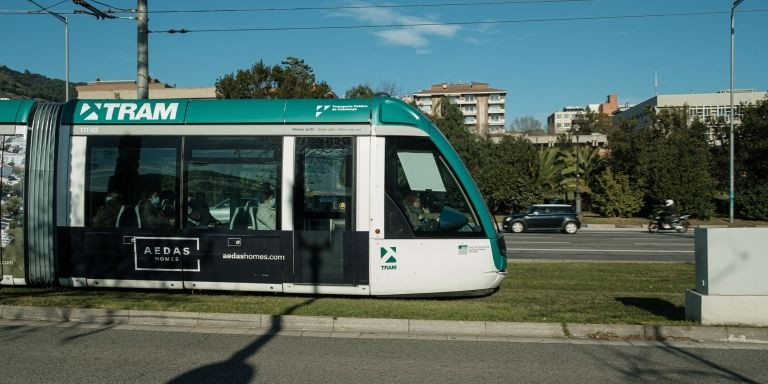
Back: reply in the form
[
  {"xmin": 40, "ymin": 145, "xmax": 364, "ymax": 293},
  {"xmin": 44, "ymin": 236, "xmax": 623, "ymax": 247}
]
[{"xmin": 648, "ymin": 213, "xmax": 690, "ymax": 233}]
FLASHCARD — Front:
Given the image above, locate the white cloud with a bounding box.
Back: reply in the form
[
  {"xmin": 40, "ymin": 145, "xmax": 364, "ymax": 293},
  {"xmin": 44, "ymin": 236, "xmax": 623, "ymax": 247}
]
[{"xmin": 330, "ymin": 2, "xmax": 460, "ymax": 52}]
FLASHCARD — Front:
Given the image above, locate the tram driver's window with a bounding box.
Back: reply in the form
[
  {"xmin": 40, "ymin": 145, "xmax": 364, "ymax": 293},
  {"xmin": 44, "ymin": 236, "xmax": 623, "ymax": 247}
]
[
  {"xmin": 384, "ymin": 137, "xmax": 483, "ymax": 238},
  {"xmin": 185, "ymin": 137, "xmax": 281, "ymax": 230},
  {"xmin": 85, "ymin": 136, "xmax": 180, "ymax": 228}
]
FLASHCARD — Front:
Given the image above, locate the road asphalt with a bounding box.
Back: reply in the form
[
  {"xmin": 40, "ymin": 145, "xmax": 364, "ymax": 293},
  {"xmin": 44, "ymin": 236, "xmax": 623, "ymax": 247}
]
[{"xmin": 1, "ymin": 305, "xmax": 766, "ymax": 347}]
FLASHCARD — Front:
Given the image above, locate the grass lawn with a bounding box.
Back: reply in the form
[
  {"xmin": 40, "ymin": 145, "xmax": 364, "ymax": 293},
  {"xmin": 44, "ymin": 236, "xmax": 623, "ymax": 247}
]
[{"xmin": 0, "ymin": 263, "xmax": 695, "ymax": 325}]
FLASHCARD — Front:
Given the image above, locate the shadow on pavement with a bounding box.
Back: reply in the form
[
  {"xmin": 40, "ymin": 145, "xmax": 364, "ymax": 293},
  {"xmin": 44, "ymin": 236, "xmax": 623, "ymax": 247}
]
[
  {"xmin": 615, "ymin": 297, "xmax": 685, "ymax": 321},
  {"xmin": 166, "ymin": 230, "xmax": 328, "ymax": 383}
]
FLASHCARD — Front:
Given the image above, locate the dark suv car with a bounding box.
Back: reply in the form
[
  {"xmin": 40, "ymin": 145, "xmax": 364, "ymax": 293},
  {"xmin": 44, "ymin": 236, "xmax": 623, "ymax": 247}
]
[{"xmin": 502, "ymin": 204, "xmax": 580, "ymax": 234}]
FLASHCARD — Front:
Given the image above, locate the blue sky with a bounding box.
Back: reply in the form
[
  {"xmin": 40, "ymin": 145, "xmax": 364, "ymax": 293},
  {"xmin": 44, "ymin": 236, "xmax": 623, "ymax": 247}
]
[{"xmin": 1, "ymin": 0, "xmax": 767, "ymax": 123}]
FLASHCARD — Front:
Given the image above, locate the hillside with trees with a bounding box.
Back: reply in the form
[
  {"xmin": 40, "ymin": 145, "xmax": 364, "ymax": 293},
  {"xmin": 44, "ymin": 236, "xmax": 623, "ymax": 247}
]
[{"xmin": 0, "ymin": 65, "xmax": 80, "ymax": 101}]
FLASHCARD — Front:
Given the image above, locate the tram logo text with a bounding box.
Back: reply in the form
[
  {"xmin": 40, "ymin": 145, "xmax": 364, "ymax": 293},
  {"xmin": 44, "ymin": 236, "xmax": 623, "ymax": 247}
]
[
  {"xmin": 80, "ymin": 102, "xmax": 179, "ymax": 121},
  {"xmin": 380, "ymin": 246, "xmax": 397, "ymax": 271},
  {"xmin": 315, "ymin": 104, "xmax": 367, "ymax": 118}
]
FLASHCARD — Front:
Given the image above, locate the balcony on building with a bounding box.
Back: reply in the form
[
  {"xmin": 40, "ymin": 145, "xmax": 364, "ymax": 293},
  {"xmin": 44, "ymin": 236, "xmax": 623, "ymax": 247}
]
[{"xmin": 488, "ymin": 94, "xmax": 505, "ymax": 104}]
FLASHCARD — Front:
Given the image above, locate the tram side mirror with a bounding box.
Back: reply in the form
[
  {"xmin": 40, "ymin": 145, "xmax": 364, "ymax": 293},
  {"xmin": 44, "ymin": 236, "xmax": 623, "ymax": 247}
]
[{"xmin": 439, "ymin": 206, "xmax": 468, "ymax": 232}]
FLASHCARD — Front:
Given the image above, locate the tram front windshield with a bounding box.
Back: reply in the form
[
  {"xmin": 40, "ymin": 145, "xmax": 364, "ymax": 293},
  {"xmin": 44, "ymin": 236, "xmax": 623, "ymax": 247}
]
[{"xmin": 385, "ymin": 137, "xmax": 483, "ymax": 238}]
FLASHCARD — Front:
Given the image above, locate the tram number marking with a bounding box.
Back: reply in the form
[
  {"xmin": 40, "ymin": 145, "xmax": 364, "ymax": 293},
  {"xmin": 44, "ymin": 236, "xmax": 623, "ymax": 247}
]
[
  {"xmin": 77, "ymin": 126, "xmax": 99, "ymax": 135},
  {"xmin": 228, "ymin": 238, "xmax": 242, "ymax": 247}
]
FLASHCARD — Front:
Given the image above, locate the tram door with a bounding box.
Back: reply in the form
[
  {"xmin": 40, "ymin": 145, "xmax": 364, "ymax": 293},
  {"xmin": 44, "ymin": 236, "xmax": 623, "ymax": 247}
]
[{"xmin": 293, "ymin": 137, "xmax": 354, "ymax": 285}]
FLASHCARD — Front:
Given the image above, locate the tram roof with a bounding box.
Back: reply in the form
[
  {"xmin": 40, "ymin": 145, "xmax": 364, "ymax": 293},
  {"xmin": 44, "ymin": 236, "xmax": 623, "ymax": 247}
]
[
  {"xmin": 58, "ymin": 97, "xmax": 427, "ymax": 129},
  {"xmin": 0, "ymin": 99, "xmax": 36, "ymax": 125}
]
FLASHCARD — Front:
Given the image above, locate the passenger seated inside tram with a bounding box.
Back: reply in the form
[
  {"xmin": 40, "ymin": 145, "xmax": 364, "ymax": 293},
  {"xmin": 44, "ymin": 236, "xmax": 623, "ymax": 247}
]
[
  {"xmin": 140, "ymin": 191, "xmax": 174, "ymax": 228},
  {"xmin": 188, "ymin": 191, "xmax": 218, "ymax": 228},
  {"xmin": 92, "ymin": 191, "xmax": 123, "ymax": 227},
  {"xmin": 256, "ymin": 189, "xmax": 276, "ymax": 230}
]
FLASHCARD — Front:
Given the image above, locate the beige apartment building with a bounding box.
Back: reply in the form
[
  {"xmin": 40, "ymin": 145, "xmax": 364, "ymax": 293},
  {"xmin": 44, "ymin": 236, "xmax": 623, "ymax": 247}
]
[
  {"xmin": 76, "ymin": 80, "xmax": 215, "ymax": 99},
  {"xmin": 413, "ymin": 82, "xmax": 506, "ymax": 136}
]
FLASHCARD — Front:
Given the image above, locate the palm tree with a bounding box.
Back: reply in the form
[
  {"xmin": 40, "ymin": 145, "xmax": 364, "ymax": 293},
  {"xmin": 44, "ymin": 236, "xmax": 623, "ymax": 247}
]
[
  {"xmin": 559, "ymin": 145, "xmax": 603, "ymax": 198},
  {"xmin": 535, "ymin": 147, "xmax": 566, "ymax": 199}
]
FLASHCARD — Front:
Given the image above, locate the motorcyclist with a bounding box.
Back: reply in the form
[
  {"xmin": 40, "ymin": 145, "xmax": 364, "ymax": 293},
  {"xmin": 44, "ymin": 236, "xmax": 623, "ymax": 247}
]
[{"xmin": 662, "ymin": 199, "xmax": 676, "ymax": 228}]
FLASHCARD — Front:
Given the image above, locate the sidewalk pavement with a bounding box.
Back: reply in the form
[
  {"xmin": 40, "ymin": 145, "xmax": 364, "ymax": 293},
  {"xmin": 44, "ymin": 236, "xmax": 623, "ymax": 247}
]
[{"xmin": 2, "ymin": 305, "xmax": 766, "ymax": 346}]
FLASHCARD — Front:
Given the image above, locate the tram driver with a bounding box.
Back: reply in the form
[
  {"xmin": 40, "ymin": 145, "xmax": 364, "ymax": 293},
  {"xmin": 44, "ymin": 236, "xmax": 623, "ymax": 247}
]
[{"xmin": 403, "ymin": 193, "xmax": 431, "ymax": 229}]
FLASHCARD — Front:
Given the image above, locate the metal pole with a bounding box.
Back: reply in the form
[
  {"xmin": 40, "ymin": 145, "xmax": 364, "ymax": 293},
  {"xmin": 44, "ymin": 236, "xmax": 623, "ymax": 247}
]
[
  {"xmin": 575, "ymin": 133, "xmax": 581, "ymax": 217},
  {"xmin": 137, "ymin": 0, "xmax": 149, "ymax": 99},
  {"xmin": 729, "ymin": 0, "xmax": 744, "ymax": 223},
  {"xmin": 65, "ymin": 17, "xmax": 69, "ymax": 101}
]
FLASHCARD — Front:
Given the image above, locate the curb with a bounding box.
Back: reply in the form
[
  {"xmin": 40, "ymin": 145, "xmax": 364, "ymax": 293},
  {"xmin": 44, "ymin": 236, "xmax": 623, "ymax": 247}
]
[{"xmin": 1, "ymin": 305, "xmax": 766, "ymax": 344}]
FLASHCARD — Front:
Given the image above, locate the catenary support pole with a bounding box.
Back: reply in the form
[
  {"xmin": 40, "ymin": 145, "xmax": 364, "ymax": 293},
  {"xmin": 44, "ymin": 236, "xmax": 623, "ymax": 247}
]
[
  {"xmin": 137, "ymin": 0, "xmax": 149, "ymax": 99},
  {"xmin": 729, "ymin": 0, "xmax": 744, "ymax": 223}
]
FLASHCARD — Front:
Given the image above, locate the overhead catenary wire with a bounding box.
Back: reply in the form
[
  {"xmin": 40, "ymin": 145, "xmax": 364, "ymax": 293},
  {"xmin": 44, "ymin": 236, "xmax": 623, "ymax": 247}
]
[
  {"xmin": 1, "ymin": 0, "xmax": 595, "ymax": 15},
  {"xmin": 148, "ymin": 9, "xmax": 768, "ymax": 34},
  {"xmin": 125, "ymin": 0, "xmax": 594, "ymax": 14},
  {"xmin": 89, "ymin": 0, "xmax": 134, "ymax": 12}
]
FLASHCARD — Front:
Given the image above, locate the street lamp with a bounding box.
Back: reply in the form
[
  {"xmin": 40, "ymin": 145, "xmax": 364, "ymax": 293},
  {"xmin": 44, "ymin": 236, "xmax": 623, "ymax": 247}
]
[
  {"xmin": 28, "ymin": 0, "xmax": 69, "ymax": 102},
  {"xmin": 573, "ymin": 123, "xmax": 582, "ymax": 217},
  {"xmin": 729, "ymin": 0, "xmax": 745, "ymax": 223}
]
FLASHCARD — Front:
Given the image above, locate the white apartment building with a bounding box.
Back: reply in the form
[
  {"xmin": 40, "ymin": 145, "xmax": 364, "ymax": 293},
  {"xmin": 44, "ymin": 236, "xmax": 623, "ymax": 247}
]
[
  {"xmin": 613, "ymin": 90, "xmax": 768, "ymax": 129},
  {"xmin": 413, "ymin": 82, "xmax": 506, "ymax": 136},
  {"xmin": 547, "ymin": 95, "xmax": 619, "ymax": 134},
  {"xmin": 546, "ymin": 106, "xmax": 591, "ymax": 134}
]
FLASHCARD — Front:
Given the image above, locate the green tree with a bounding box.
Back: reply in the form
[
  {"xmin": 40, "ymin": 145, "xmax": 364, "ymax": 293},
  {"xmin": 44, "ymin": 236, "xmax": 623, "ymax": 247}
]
[
  {"xmin": 571, "ymin": 109, "xmax": 612, "ymax": 135},
  {"xmin": 636, "ymin": 109, "xmax": 715, "ymax": 218},
  {"xmin": 345, "ymin": 83, "xmax": 375, "ymax": 99},
  {"xmin": 476, "ymin": 137, "xmax": 542, "ymax": 213},
  {"xmin": 215, "ymin": 60, "xmax": 273, "ymax": 98},
  {"xmin": 736, "ymin": 180, "xmax": 768, "ymax": 220},
  {"xmin": 432, "ymin": 97, "xmax": 483, "ymax": 174},
  {"xmin": 272, "ymin": 57, "xmax": 333, "ymax": 99},
  {"xmin": 215, "ymin": 57, "xmax": 333, "ymax": 99},
  {"xmin": 2, "ymin": 196, "xmax": 23, "ymax": 216},
  {"xmin": 591, "ymin": 169, "xmax": 644, "ymax": 217},
  {"xmin": 734, "ymin": 97, "xmax": 768, "ymax": 185},
  {"xmin": 732, "ymin": 97, "xmax": 768, "ymax": 219}
]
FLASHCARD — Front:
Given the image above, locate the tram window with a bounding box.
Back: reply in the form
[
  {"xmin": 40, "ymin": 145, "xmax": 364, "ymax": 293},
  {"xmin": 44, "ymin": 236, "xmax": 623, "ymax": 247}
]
[
  {"xmin": 385, "ymin": 137, "xmax": 483, "ymax": 237},
  {"xmin": 85, "ymin": 137, "xmax": 180, "ymax": 228},
  {"xmin": 185, "ymin": 137, "xmax": 281, "ymax": 230}
]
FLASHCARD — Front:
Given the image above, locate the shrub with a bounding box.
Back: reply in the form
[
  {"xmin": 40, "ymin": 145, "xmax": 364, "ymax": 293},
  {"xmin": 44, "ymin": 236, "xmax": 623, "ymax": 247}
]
[
  {"xmin": 591, "ymin": 169, "xmax": 643, "ymax": 217},
  {"xmin": 736, "ymin": 181, "xmax": 768, "ymax": 220}
]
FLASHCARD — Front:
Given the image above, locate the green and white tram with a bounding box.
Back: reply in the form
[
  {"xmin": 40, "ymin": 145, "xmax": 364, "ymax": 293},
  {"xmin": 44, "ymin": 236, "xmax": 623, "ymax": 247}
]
[{"xmin": 0, "ymin": 97, "xmax": 506, "ymax": 296}]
